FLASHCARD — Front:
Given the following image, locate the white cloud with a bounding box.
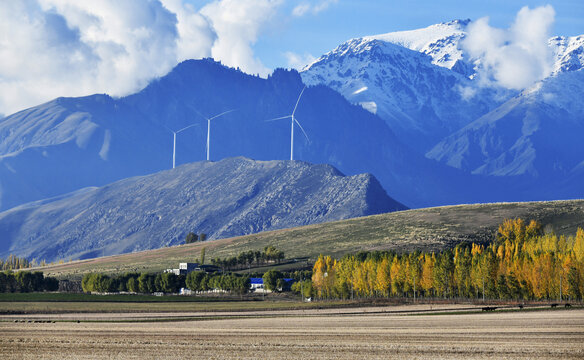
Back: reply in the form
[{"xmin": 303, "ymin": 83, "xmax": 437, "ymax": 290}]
[
  {"xmin": 292, "ymin": 0, "xmax": 338, "ymax": 17},
  {"xmin": 284, "ymin": 51, "xmax": 316, "ymax": 70},
  {"xmin": 200, "ymin": 0, "xmax": 282, "ymax": 77},
  {"xmin": 160, "ymin": 0, "xmax": 216, "ymax": 61},
  {"xmin": 0, "ymin": 0, "xmax": 283, "ymax": 116},
  {"xmin": 463, "ymin": 5, "xmax": 556, "ymax": 90},
  {"xmin": 292, "ymin": 4, "xmax": 310, "ymax": 17}
]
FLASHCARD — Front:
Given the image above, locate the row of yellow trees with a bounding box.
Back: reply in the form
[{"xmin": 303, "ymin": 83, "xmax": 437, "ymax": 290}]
[{"xmin": 312, "ymin": 219, "xmax": 584, "ymax": 301}]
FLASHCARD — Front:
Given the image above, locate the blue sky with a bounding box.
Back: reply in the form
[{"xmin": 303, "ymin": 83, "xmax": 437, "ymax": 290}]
[{"xmin": 0, "ymin": 0, "xmax": 582, "ymax": 116}]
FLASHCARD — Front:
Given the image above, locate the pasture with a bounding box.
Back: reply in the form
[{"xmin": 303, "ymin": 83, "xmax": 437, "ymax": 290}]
[{"xmin": 34, "ymin": 200, "xmax": 584, "ymax": 278}]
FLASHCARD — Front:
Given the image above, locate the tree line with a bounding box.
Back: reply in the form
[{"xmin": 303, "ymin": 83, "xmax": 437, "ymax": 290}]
[
  {"xmin": 82, "ymin": 271, "xmax": 252, "ymax": 295},
  {"xmin": 185, "ymin": 272, "xmax": 250, "ymax": 294},
  {"xmin": 312, "ymin": 219, "xmax": 584, "ymax": 301},
  {"xmin": 210, "ymin": 245, "xmax": 285, "ymax": 271},
  {"xmin": 1, "ymin": 254, "xmax": 73, "ymax": 270},
  {"xmin": 0, "ymin": 255, "xmax": 33, "ymax": 270},
  {"xmin": 185, "ymin": 232, "xmax": 207, "ymax": 244},
  {"xmin": 0, "ymin": 271, "xmax": 59, "ymax": 293},
  {"xmin": 82, "ymin": 272, "xmax": 185, "ymax": 293}
]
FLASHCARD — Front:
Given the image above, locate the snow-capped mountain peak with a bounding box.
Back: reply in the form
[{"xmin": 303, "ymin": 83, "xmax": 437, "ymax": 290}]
[
  {"xmin": 364, "ymin": 19, "xmax": 470, "ymax": 70},
  {"xmin": 302, "ymin": 19, "xmax": 584, "ymax": 156},
  {"xmin": 301, "ymin": 20, "xmax": 503, "ymax": 151},
  {"xmin": 550, "ymin": 35, "xmax": 584, "ymax": 74}
]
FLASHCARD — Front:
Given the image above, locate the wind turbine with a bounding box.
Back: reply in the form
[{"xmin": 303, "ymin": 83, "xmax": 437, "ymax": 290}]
[
  {"xmin": 198, "ymin": 109, "xmax": 235, "ymax": 161},
  {"xmin": 166, "ymin": 123, "xmax": 199, "ymax": 169},
  {"xmin": 266, "ymin": 86, "xmax": 309, "ymax": 160}
]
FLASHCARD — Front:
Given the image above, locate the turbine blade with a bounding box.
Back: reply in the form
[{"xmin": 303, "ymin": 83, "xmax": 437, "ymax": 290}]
[
  {"xmin": 294, "ymin": 117, "xmax": 310, "ymax": 142},
  {"xmin": 177, "ymin": 123, "xmax": 199, "ymax": 133},
  {"xmin": 208, "ymin": 109, "xmax": 236, "ymax": 121},
  {"xmin": 292, "ymin": 86, "xmax": 307, "ymax": 116},
  {"xmin": 265, "ymin": 115, "xmax": 292, "ymax": 122}
]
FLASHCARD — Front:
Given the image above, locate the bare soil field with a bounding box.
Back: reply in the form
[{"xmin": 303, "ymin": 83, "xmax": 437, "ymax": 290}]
[
  {"xmin": 1, "ymin": 307, "xmax": 583, "ymax": 359},
  {"xmin": 0, "ymin": 303, "xmax": 493, "ymax": 321}
]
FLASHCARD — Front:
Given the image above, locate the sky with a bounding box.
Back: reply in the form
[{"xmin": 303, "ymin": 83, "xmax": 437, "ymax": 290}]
[{"xmin": 0, "ymin": 0, "xmax": 583, "ymax": 117}]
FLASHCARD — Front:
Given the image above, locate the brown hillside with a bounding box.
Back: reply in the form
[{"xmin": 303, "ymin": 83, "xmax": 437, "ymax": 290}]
[{"xmin": 38, "ymin": 200, "xmax": 584, "ymax": 278}]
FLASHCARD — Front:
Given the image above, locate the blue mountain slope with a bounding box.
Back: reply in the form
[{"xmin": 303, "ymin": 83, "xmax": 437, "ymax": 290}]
[
  {"xmin": 427, "ymin": 70, "xmax": 584, "ymax": 180},
  {"xmin": 0, "ymin": 59, "xmax": 484, "ymax": 209},
  {"xmin": 0, "ymin": 59, "xmax": 580, "ymax": 213}
]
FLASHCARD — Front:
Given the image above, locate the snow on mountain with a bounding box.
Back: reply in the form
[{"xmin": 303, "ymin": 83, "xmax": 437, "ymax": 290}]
[
  {"xmin": 426, "ymin": 69, "xmax": 584, "ymax": 178},
  {"xmin": 301, "ymin": 20, "xmax": 508, "ymax": 152},
  {"xmin": 424, "ymin": 32, "xmax": 584, "ymax": 179},
  {"xmin": 300, "ymin": 19, "xmax": 583, "ymax": 203},
  {"xmin": 0, "ymin": 157, "xmax": 406, "ymax": 262},
  {"xmin": 363, "ymin": 19, "xmax": 470, "ymax": 71},
  {"xmin": 302, "ymin": 20, "xmax": 584, "ymax": 156},
  {"xmin": 550, "ymin": 35, "xmax": 584, "ymax": 74}
]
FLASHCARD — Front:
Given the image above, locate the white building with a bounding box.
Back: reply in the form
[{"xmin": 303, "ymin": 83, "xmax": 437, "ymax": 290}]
[{"xmin": 165, "ymin": 262, "xmax": 199, "ymax": 275}]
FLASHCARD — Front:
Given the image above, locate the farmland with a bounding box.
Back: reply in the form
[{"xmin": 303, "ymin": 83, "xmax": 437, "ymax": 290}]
[
  {"xmin": 0, "ymin": 292, "xmax": 346, "ymax": 314},
  {"xmin": 1, "ymin": 307, "xmax": 582, "ymax": 359}
]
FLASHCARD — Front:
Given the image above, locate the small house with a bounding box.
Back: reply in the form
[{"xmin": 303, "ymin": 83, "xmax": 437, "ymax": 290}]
[
  {"xmin": 165, "ymin": 263, "xmax": 221, "ymax": 276},
  {"xmin": 250, "ymin": 278, "xmax": 265, "ymax": 292}
]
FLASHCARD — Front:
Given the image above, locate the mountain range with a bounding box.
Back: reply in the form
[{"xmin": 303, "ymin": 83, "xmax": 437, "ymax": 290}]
[
  {"xmin": 301, "ymin": 19, "xmax": 584, "ymax": 201},
  {"xmin": 0, "ymin": 58, "xmax": 487, "ymax": 211},
  {"xmin": 0, "ymin": 19, "xmax": 583, "ymax": 261},
  {"xmin": 0, "ymin": 157, "xmax": 405, "ymax": 262},
  {"xmin": 302, "ymin": 20, "xmax": 583, "ymax": 153}
]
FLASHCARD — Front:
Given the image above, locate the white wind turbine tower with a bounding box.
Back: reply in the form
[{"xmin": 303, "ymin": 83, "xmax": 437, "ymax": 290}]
[
  {"xmin": 165, "ymin": 123, "xmax": 199, "ymax": 169},
  {"xmin": 266, "ymin": 86, "xmax": 309, "ymax": 160},
  {"xmin": 196, "ymin": 109, "xmax": 235, "ymax": 161}
]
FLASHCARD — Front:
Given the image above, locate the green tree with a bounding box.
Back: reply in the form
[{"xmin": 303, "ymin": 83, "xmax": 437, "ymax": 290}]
[
  {"xmin": 154, "ymin": 274, "xmax": 164, "ymax": 292},
  {"xmin": 127, "ymin": 277, "xmax": 139, "ymax": 293},
  {"xmin": 0, "ymin": 272, "xmax": 7, "ymax": 293},
  {"xmin": 186, "ymin": 271, "xmax": 206, "ymax": 292},
  {"xmin": 433, "ymin": 251, "xmax": 454, "ymax": 298},
  {"xmin": 43, "ymin": 276, "xmax": 59, "ymax": 292},
  {"xmin": 30, "ymin": 272, "xmax": 45, "ymax": 291},
  {"xmin": 81, "ymin": 273, "xmax": 93, "ymax": 292},
  {"xmin": 159, "ymin": 272, "xmax": 180, "ymax": 293},
  {"xmin": 185, "ymin": 232, "xmax": 198, "ymax": 244},
  {"xmin": 567, "ymin": 266, "xmax": 582, "ymax": 300},
  {"xmin": 497, "ymin": 274, "xmax": 510, "ymax": 299},
  {"xmin": 291, "ymin": 279, "xmax": 313, "ymax": 298},
  {"xmin": 93, "ymin": 274, "xmax": 114, "ymax": 293},
  {"xmin": 15, "ymin": 271, "xmax": 34, "ymax": 292},
  {"xmin": 507, "ymin": 273, "xmax": 521, "ymax": 299},
  {"xmin": 263, "ymin": 270, "xmax": 283, "ymax": 292},
  {"xmin": 138, "ymin": 273, "xmax": 156, "ymax": 293},
  {"xmin": 232, "ymin": 275, "xmax": 250, "ymax": 295}
]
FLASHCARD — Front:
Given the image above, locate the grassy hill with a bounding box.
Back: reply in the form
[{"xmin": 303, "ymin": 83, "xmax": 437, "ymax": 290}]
[{"xmin": 37, "ymin": 200, "xmax": 584, "ymax": 279}]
